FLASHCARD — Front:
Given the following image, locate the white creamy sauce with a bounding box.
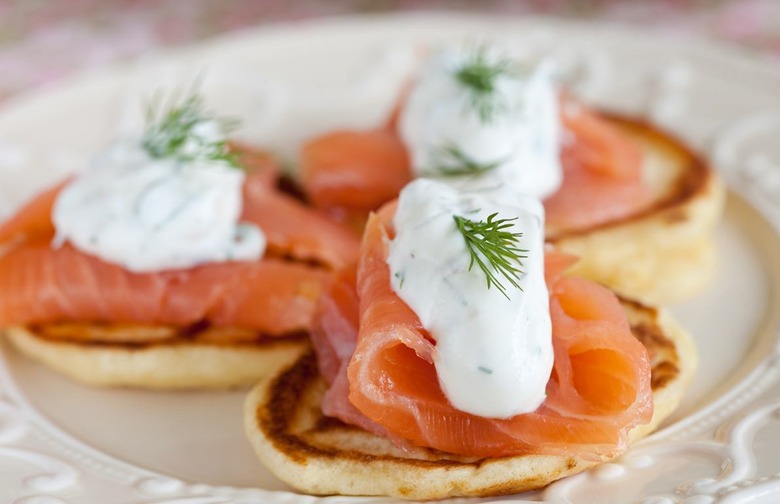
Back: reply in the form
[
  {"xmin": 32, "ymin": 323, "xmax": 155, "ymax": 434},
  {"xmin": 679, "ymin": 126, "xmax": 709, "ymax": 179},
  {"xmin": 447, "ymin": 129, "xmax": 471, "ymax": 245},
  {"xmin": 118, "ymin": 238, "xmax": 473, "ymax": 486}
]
[
  {"xmin": 387, "ymin": 179, "xmax": 554, "ymax": 418},
  {"xmin": 399, "ymin": 48, "xmax": 562, "ymax": 199},
  {"xmin": 387, "ymin": 48, "xmax": 566, "ymax": 418},
  {"xmin": 52, "ymin": 139, "xmax": 264, "ymax": 272}
]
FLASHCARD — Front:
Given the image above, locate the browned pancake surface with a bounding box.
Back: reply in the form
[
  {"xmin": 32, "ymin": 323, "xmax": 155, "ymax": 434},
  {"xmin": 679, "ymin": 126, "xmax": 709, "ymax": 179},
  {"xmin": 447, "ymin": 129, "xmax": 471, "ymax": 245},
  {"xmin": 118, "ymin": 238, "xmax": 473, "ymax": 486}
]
[
  {"xmin": 245, "ymin": 299, "xmax": 694, "ymax": 499},
  {"xmin": 5, "ymin": 324, "xmax": 310, "ymax": 389}
]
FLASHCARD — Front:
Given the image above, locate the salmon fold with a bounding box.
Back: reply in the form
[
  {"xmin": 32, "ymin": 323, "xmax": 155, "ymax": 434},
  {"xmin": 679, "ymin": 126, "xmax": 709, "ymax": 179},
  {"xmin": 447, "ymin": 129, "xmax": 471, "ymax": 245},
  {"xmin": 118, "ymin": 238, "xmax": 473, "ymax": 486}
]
[
  {"xmin": 0, "ymin": 162, "xmax": 360, "ymax": 337},
  {"xmin": 313, "ymin": 208, "xmax": 653, "ymax": 460}
]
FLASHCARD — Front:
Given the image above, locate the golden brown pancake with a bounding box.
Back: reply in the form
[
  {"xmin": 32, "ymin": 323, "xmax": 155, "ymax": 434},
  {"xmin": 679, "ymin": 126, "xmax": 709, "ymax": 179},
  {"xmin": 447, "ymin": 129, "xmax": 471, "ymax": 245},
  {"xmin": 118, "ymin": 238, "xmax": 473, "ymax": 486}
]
[
  {"xmin": 244, "ymin": 298, "xmax": 696, "ymax": 500},
  {"xmin": 5, "ymin": 324, "xmax": 309, "ymax": 389}
]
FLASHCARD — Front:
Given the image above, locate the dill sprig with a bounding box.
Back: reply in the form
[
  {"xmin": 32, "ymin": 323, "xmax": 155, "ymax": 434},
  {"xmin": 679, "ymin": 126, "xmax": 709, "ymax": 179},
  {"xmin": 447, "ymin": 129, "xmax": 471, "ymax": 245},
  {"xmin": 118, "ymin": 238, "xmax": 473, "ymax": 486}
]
[
  {"xmin": 454, "ymin": 48, "xmax": 515, "ymax": 123},
  {"xmin": 433, "ymin": 144, "xmax": 504, "ymax": 177},
  {"xmin": 453, "ymin": 212, "xmax": 527, "ymax": 299},
  {"xmin": 142, "ymin": 94, "xmax": 241, "ymax": 168}
]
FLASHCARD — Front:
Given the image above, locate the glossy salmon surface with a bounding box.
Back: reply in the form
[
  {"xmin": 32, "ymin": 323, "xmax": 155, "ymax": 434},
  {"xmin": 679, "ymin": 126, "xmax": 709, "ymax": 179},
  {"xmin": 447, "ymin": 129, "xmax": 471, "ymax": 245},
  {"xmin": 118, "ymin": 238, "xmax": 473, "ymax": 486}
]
[
  {"xmin": 313, "ymin": 208, "xmax": 653, "ymax": 459},
  {"xmin": 0, "ymin": 154, "xmax": 360, "ymax": 336},
  {"xmin": 299, "ymin": 97, "xmax": 651, "ymax": 235}
]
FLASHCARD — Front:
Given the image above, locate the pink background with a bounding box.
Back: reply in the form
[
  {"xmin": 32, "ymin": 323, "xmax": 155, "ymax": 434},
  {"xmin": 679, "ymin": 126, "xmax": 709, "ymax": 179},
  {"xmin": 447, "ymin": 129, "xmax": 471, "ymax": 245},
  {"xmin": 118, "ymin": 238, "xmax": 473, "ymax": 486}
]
[{"xmin": 1, "ymin": 0, "xmax": 779, "ymax": 103}]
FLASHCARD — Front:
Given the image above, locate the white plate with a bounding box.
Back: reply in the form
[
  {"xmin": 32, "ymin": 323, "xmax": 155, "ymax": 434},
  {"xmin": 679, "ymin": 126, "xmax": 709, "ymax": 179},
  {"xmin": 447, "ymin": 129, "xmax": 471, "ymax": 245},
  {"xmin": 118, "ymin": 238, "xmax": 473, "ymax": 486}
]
[{"xmin": 0, "ymin": 13, "xmax": 779, "ymax": 504}]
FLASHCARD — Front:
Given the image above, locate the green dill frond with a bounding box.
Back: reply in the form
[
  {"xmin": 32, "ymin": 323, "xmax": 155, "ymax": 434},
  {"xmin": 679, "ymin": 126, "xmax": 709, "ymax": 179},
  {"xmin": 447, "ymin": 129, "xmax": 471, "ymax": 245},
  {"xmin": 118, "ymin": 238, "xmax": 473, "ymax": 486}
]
[
  {"xmin": 432, "ymin": 144, "xmax": 504, "ymax": 176},
  {"xmin": 454, "ymin": 47, "xmax": 516, "ymax": 123},
  {"xmin": 453, "ymin": 212, "xmax": 527, "ymax": 299},
  {"xmin": 142, "ymin": 93, "xmax": 241, "ymax": 168}
]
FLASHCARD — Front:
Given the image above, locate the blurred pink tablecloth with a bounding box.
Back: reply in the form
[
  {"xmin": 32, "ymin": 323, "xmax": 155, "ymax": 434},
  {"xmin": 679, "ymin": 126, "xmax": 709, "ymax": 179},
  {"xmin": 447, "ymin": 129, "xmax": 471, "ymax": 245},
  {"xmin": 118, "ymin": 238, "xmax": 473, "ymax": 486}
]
[{"xmin": 1, "ymin": 0, "xmax": 779, "ymax": 103}]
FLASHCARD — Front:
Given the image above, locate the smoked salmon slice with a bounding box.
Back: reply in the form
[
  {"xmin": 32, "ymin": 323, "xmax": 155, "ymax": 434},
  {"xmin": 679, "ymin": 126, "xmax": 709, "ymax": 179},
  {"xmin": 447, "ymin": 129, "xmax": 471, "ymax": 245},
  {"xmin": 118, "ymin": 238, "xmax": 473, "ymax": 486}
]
[
  {"xmin": 0, "ymin": 181, "xmax": 64, "ymax": 249},
  {"xmin": 300, "ymin": 128, "xmax": 412, "ymax": 215},
  {"xmin": 241, "ymin": 171, "xmax": 360, "ymax": 270},
  {"xmin": 544, "ymin": 98, "xmax": 654, "ymax": 233},
  {"xmin": 0, "ymin": 242, "xmax": 327, "ymax": 336},
  {"xmin": 311, "ymin": 264, "xmax": 359, "ymax": 384},
  {"xmin": 298, "ymin": 97, "xmax": 651, "ymax": 235},
  {"xmin": 0, "ymin": 157, "xmax": 360, "ymax": 335},
  {"xmin": 312, "ymin": 262, "xmax": 396, "ymax": 440},
  {"xmin": 313, "ymin": 209, "xmax": 653, "ymax": 460}
]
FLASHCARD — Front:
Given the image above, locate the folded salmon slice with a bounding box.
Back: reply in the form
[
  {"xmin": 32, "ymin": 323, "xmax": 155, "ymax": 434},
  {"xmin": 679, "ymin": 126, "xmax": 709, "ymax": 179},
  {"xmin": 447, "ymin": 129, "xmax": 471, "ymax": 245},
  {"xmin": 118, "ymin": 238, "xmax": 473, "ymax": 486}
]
[
  {"xmin": 0, "ymin": 156, "xmax": 360, "ymax": 336},
  {"xmin": 299, "ymin": 98, "xmax": 650, "ymax": 234},
  {"xmin": 544, "ymin": 98, "xmax": 654, "ymax": 233},
  {"xmin": 301, "ymin": 129, "xmax": 412, "ymax": 212},
  {"xmin": 0, "ymin": 181, "xmax": 64, "ymax": 248},
  {"xmin": 314, "ymin": 209, "xmax": 653, "ymax": 460},
  {"xmin": 241, "ymin": 169, "xmax": 360, "ymax": 270},
  {"xmin": 0, "ymin": 242, "xmax": 327, "ymax": 335}
]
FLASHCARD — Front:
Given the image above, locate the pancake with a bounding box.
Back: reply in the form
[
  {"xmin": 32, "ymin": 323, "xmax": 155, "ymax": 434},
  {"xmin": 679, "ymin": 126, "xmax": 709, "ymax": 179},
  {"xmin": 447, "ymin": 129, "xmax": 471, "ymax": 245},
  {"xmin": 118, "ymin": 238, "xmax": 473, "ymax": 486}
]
[
  {"xmin": 243, "ymin": 297, "xmax": 696, "ymax": 500},
  {"xmin": 5, "ymin": 324, "xmax": 310, "ymax": 389}
]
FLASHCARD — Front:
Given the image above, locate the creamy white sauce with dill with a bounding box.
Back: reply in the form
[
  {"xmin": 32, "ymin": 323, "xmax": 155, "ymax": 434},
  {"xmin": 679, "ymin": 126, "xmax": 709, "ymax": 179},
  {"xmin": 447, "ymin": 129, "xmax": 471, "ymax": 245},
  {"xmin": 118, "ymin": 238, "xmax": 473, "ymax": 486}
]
[
  {"xmin": 387, "ymin": 179, "xmax": 553, "ymax": 418},
  {"xmin": 399, "ymin": 48, "xmax": 562, "ymax": 199},
  {"xmin": 52, "ymin": 112, "xmax": 264, "ymax": 272}
]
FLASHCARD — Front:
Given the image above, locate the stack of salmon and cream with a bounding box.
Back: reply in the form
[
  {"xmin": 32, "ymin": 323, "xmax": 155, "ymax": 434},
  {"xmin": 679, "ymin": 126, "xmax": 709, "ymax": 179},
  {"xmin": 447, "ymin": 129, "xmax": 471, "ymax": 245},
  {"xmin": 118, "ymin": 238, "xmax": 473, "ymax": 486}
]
[
  {"xmin": 0, "ymin": 96, "xmax": 360, "ymax": 388},
  {"xmin": 245, "ymin": 47, "xmax": 722, "ymax": 499}
]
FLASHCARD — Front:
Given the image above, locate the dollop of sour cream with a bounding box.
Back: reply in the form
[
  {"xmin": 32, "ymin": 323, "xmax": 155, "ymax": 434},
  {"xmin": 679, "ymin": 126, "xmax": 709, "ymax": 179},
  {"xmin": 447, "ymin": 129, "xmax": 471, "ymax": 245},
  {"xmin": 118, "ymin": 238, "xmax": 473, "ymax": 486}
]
[
  {"xmin": 399, "ymin": 48, "xmax": 562, "ymax": 199},
  {"xmin": 52, "ymin": 138, "xmax": 264, "ymax": 272},
  {"xmin": 387, "ymin": 179, "xmax": 554, "ymax": 418}
]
